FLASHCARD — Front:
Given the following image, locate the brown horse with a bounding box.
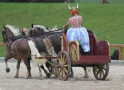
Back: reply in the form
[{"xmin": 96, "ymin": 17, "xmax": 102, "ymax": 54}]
[{"xmin": 2, "ymin": 25, "xmax": 44, "ymax": 78}]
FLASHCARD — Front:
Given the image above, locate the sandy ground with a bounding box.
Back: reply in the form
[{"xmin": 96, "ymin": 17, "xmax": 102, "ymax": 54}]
[{"xmin": 0, "ymin": 62, "xmax": 124, "ymax": 90}]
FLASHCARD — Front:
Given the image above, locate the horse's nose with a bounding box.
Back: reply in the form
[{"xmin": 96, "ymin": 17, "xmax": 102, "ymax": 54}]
[{"xmin": 2, "ymin": 39, "xmax": 6, "ymax": 43}]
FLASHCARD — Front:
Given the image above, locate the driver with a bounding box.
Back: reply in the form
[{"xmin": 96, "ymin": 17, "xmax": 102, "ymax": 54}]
[{"xmin": 63, "ymin": 3, "xmax": 90, "ymax": 55}]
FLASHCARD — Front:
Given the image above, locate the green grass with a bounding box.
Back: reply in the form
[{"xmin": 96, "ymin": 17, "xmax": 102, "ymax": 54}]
[{"xmin": 0, "ymin": 3, "xmax": 124, "ymax": 58}]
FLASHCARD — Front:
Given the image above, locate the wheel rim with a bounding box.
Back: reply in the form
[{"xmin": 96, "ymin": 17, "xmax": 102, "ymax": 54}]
[
  {"xmin": 56, "ymin": 51, "xmax": 71, "ymax": 81},
  {"xmin": 93, "ymin": 63, "xmax": 109, "ymax": 80}
]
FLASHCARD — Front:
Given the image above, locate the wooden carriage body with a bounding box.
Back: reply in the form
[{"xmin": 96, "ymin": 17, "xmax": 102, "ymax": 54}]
[{"xmin": 61, "ymin": 31, "xmax": 111, "ymax": 66}]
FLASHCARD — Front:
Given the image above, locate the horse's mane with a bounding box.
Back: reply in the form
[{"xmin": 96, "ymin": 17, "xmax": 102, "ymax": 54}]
[
  {"xmin": 32, "ymin": 25, "xmax": 58, "ymax": 32},
  {"xmin": 33, "ymin": 25, "xmax": 49, "ymax": 32},
  {"xmin": 6, "ymin": 25, "xmax": 21, "ymax": 36},
  {"xmin": 49, "ymin": 25, "xmax": 58, "ymax": 32}
]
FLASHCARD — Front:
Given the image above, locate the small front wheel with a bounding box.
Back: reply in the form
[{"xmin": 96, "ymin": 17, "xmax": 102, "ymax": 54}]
[{"xmin": 56, "ymin": 51, "xmax": 71, "ymax": 81}]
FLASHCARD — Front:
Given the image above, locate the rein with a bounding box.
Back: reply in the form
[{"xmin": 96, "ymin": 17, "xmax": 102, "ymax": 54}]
[
  {"xmin": 44, "ymin": 3, "xmax": 68, "ymax": 20},
  {"xmin": 30, "ymin": 28, "xmax": 68, "ymax": 37}
]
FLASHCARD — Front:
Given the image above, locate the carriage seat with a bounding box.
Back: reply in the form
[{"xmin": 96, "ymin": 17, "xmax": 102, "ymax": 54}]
[
  {"xmin": 80, "ymin": 29, "xmax": 98, "ymax": 55},
  {"xmin": 84, "ymin": 29, "xmax": 109, "ymax": 56}
]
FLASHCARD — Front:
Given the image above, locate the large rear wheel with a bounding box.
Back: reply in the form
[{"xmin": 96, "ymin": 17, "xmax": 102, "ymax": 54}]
[
  {"xmin": 93, "ymin": 63, "xmax": 109, "ymax": 80},
  {"xmin": 56, "ymin": 51, "xmax": 71, "ymax": 81}
]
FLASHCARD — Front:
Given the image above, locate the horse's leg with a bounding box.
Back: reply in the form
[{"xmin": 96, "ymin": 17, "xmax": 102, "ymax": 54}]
[
  {"xmin": 83, "ymin": 66, "xmax": 89, "ymax": 78},
  {"xmin": 70, "ymin": 67, "xmax": 74, "ymax": 77},
  {"xmin": 28, "ymin": 57, "xmax": 31, "ymax": 77},
  {"xmin": 40, "ymin": 65, "xmax": 51, "ymax": 78},
  {"xmin": 5, "ymin": 57, "xmax": 10, "ymax": 73},
  {"xmin": 38, "ymin": 66, "xmax": 42, "ymax": 79},
  {"xmin": 14, "ymin": 59, "xmax": 21, "ymax": 78},
  {"xmin": 46, "ymin": 59, "xmax": 52, "ymax": 73},
  {"xmin": 23, "ymin": 58, "xmax": 31, "ymax": 79}
]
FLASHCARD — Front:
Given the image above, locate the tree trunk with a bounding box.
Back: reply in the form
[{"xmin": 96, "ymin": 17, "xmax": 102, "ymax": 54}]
[
  {"xmin": 101, "ymin": 0, "xmax": 109, "ymax": 4},
  {"xmin": 66, "ymin": 0, "xmax": 70, "ymax": 3}
]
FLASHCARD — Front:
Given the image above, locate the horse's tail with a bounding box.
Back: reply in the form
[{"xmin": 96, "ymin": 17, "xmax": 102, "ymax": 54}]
[
  {"xmin": 27, "ymin": 40, "xmax": 46, "ymax": 67},
  {"xmin": 43, "ymin": 38, "xmax": 57, "ymax": 57},
  {"xmin": 43, "ymin": 38, "xmax": 57, "ymax": 66}
]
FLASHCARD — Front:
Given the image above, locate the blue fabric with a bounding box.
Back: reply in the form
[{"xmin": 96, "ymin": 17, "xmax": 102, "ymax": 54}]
[{"xmin": 66, "ymin": 16, "xmax": 90, "ymax": 52}]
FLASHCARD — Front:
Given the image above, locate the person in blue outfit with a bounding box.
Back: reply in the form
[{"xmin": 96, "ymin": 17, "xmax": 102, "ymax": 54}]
[{"xmin": 63, "ymin": 3, "xmax": 90, "ymax": 55}]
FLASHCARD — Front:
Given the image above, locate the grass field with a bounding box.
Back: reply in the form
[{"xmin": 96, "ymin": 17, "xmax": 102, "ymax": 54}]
[{"xmin": 0, "ymin": 3, "xmax": 124, "ymax": 58}]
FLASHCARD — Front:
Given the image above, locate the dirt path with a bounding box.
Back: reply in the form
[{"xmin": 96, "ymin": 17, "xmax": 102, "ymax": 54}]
[{"xmin": 0, "ymin": 62, "xmax": 124, "ymax": 90}]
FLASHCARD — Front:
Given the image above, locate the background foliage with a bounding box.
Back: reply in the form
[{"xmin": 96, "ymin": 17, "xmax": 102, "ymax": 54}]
[{"xmin": 0, "ymin": 0, "xmax": 65, "ymax": 3}]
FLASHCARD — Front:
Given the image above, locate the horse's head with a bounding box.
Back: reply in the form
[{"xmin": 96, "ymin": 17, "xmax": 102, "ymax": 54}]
[
  {"xmin": 2, "ymin": 24, "xmax": 21, "ymax": 43},
  {"xmin": 2, "ymin": 25, "xmax": 9, "ymax": 43},
  {"xmin": 30, "ymin": 24, "xmax": 48, "ymax": 35},
  {"xmin": 21, "ymin": 28, "xmax": 29, "ymax": 36}
]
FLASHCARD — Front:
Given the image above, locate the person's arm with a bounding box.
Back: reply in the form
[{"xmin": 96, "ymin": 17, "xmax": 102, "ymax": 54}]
[{"xmin": 63, "ymin": 19, "xmax": 70, "ymax": 29}]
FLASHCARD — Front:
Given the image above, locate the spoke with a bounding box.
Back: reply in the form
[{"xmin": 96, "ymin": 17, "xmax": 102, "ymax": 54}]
[
  {"xmin": 63, "ymin": 70, "xmax": 65, "ymax": 78},
  {"xmin": 100, "ymin": 70, "xmax": 102, "ymax": 79},
  {"xmin": 58, "ymin": 69, "xmax": 62, "ymax": 74},
  {"xmin": 64, "ymin": 58, "xmax": 67, "ymax": 64},
  {"xmin": 94, "ymin": 67, "xmax": 98, "ymax": 71},
  {"xmin": 60, "ymin": 54, "xmax": 62, "ymax": 62},
  {"xmin": 58, "ymin": 57, "xmax": 61, "ymax": 63},
  {"xmin": 96, "ymin": 69, "xmax": 100, "ymax": 77},
  {"xmin": 64, "ymin": 68, "xmax": 68, "ymax": 73},
  {"xmin": 62, "ymin": 54, "xmax": 65, "ymax": 63},
  {"xmin": 103, "ymin": 67, "xmax": 106, "ymax": 70},
  {"xmin": 64, "ymin": 65, "xmax": 68, "ymax": 67},
  {"xmin": 103, "ymin": 64, "xmax": 106, "ymax": 68},
  {"xmin": 61, "ymin": 69, "xmax": 63, "ymax": 78},
  {"xmin": 101, "ymin": 69, "xmax": 105, "ymax": 77}
]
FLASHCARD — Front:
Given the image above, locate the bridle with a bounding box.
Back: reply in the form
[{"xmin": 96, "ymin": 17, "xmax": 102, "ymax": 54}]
[{"xmin": 2, "ymin": 29, "xmax": 8, "ymax": 43}]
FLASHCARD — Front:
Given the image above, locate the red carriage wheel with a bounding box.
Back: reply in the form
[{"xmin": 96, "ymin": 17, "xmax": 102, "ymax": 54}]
[
  {"xmin": 56, "ymin": 51, "xmax": 71, "ymax": 81},
  {"xmin": 93, "ymin": 63, "xmax": 109, "ymax": 80}
]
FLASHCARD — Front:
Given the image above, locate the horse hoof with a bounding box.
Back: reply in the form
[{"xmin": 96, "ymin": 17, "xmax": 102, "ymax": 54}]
[
  {"xmin": 46, "ymin": 73, "xmax": 51, "ymax": 78},
  {"xmin": 70, "ymin": 74, "xmax": 73, "ymax": 77},
  {"xmin": 83, "ymin": 76, "xmax": 89, "ymax": 78},
  {"xmin": 26, "ymin": 76, "xmax": 32, "ymax": 79},
  {"xmin": 54, "ymin": 73, "xmax": 58, "ymax": 78},
  {"xmin": 14, "ymin": 75, "xmax": 18, "ymax": 78},
  {"xmin": 39, "ymin": 76, "xmax": 43, "ymax": 79},
  {"xmin": 6, "ymin": 68, "xmax": 10, "ymax": 73}
]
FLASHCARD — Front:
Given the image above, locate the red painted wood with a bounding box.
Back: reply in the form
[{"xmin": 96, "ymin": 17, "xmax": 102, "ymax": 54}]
[
  {"xmin": 63, "ymin": 33, "xmax": 69, "ymax": 51},
  {"xmin": 71, "ymin": 55, "xmax": 111, "ymax": 65},
  {"xmin": 97, "ymin": 41, "xmax": 109, "ymax": 55}
]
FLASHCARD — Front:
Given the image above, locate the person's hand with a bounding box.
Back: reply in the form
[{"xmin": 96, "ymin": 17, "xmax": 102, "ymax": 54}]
[{"xmin": 63, "ymin": 26, "xmax": 65, "ymax": 29}]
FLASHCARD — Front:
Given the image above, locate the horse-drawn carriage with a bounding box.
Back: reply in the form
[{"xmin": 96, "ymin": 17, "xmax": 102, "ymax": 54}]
[
  {"xmin": 2, "ymin": 24, "xmax": 111, "ymax": 80},
  {"xmin": 35, "ymin": 29, "xmax": 111, "ymax": 81}
]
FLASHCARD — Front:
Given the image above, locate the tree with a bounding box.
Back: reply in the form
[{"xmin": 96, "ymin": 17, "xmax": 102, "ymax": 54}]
[{"xmin": 101, "ymin": 0, "xmax": 110, "ymax": 4}]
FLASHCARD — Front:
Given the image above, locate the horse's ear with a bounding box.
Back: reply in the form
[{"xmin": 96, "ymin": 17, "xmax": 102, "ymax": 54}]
[
  {"xmin": 46, "ymin": 27, "xmax": 48, "ymax": 30},
  {"xmin": 37, "ymin": 27, "xmax": 41, "ymax": 30},
  {"xmin": 3, "ymin": 24, "xmax": 6, "ymax": 29},
  {"xmin": 31, "ymin": 23, "xmax": 33, "ymax": 28}
]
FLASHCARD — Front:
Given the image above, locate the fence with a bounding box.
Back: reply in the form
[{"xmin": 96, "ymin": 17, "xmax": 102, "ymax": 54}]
[
  {"xmin": 0, "ymin": 43, "xmax": 6, "ymax": 46},
  {"xmin": 110, "ymin": 44, "xmax": 124, "ymax": 60},
  {"xmin": 0, "ymin": 43, "xmax": 123, "ymax": 60}
]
